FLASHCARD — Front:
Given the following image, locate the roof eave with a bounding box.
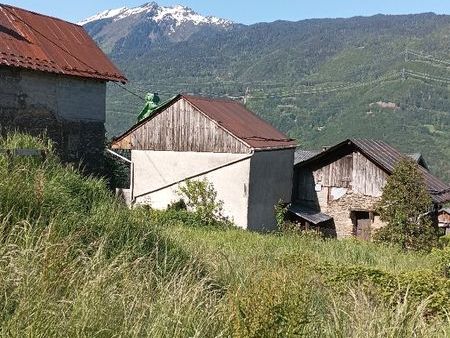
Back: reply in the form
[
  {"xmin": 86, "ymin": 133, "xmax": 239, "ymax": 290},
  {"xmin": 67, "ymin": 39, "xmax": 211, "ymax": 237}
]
[{"xmin": 253, "ymin": 144, "xmax": 298, "ymax": 152}]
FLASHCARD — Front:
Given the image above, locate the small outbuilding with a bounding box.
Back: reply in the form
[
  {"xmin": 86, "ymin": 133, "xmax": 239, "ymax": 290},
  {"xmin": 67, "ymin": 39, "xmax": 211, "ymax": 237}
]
[
  {"xmin": 291, "ymin": 139, "xmax": 450, "ymax": 239},
  {"xmin": 112, "ymin": 94, "xmax": 297, "ymax": 230}
]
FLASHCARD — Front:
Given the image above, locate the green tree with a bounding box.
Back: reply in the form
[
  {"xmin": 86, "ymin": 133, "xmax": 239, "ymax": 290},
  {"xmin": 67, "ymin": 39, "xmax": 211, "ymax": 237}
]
[{"xmin": 374, "ymin": 159, "xmax": 439, "ymax": 251}]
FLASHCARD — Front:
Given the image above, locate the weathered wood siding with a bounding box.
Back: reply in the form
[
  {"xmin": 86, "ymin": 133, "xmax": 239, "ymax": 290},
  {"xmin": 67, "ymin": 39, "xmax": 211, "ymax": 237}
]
[
  {"xmin": 313, "ymin": 155, "xmax": 353, "ymax": 188},
  {"xmin": 113, "ymin": 98, "xmax": 250, "ymax": 153},
  {"xmin": 294, "ymin": 151, "xmax": 389, "ymax": 201},
  {"xmin": 352, "ymin": 152, "xmax": 388, "ymax": 197}
]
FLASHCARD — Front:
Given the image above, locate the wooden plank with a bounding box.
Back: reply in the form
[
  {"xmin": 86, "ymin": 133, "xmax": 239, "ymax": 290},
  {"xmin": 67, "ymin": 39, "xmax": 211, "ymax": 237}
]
[
  {"xmin": 118, "ymin": 98, "xmax": 250, "ymax": 153},
  {"xmin": 352, "ymin": 151, "xmax": 388, "ymax": 197}
]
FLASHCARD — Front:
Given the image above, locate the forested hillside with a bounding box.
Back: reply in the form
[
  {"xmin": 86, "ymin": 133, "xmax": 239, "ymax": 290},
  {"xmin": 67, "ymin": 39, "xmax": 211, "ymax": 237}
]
[{"xmin": 83, "ymin": 11, "xmax": 450, "ymax": 180}]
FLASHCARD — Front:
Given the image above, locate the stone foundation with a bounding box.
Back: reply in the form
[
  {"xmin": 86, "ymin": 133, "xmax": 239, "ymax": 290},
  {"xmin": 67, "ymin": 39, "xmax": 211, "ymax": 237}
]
[
  {"xmin": 318, "ymin": 188, "xmax": 386, "ymax": 238},
  {"xmin": 0, "ymin": 113, "xmax": 105, "ymax": 172},
  {"xmin": 0, "ymin": 66, "xmax": 107, "ymax": 173}
]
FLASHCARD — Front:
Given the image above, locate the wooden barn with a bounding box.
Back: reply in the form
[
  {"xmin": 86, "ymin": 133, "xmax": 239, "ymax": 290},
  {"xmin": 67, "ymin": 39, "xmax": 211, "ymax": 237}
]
[
  {"xmin": 291, "ymin": 139, "xmax": 450, "ymax": 239},
  {"xmin": 0, "ymin": 4, "xmax": 126, "ymax": 170},
  {"xmin": 111, "ymin": 94, "xmax": 297, "ymax": 230}
]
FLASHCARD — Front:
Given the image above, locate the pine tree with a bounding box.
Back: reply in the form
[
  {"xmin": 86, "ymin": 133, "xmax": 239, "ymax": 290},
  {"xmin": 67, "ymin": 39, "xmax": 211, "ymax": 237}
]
[{"xmin": 374, "ymin": 159, "xmax": 439, "ymax": 251}]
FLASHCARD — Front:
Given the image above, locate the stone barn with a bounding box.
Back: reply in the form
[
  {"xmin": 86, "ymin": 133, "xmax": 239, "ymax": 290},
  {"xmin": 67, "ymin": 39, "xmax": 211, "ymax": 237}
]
[
  {"xmin": 112, "ymin": 94, "xmax": 297, "ymax": 231},
  {"xmin": 0, "ymin": 4, "xmax": 126, "ymax": 169},
  {"xmin": 291, "ymin": 139, "xmax": 450, "ymax": 239}
]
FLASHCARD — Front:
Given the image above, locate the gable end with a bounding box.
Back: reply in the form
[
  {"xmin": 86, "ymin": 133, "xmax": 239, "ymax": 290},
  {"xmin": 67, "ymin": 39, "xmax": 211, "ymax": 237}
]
[{"xmin": 113, "ymin": 98, "xmax": 251, "ymax": 153}]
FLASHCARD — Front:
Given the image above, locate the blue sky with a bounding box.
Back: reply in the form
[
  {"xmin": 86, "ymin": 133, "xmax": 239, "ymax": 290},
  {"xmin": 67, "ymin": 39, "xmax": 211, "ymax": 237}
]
[{"xmin": 4, "ymin": 0, "xmax": 450, "ymax": 24}]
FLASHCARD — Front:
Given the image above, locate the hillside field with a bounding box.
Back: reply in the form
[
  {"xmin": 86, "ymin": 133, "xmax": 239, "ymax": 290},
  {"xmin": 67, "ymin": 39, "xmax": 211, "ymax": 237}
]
[{"xmin": 0, "ymin": 134, "xmax": 450, "ymax": 337}]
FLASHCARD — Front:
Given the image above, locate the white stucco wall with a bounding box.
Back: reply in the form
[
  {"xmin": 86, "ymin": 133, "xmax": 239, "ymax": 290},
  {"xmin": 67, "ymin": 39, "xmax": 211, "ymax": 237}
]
[
  {"xmin": 247, "ymin": 148, "xmax": 295, "ymax": 231},
  {"xmin": 132, "ymin": 150, "xmax": 252, "ymax": 228}
]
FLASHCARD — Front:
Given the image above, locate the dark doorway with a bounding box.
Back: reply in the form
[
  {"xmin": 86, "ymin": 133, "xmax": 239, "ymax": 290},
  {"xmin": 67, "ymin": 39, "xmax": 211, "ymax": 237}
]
[{"xmin": 352, "ymin": 211, "xmax": 372, "ymax": 240}]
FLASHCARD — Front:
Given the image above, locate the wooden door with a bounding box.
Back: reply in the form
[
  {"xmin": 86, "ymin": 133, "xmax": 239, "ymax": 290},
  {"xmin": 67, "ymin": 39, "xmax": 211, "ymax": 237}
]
[{"xmin": 356, "ymin": 218, "xmax": 372, "ymax": 240}]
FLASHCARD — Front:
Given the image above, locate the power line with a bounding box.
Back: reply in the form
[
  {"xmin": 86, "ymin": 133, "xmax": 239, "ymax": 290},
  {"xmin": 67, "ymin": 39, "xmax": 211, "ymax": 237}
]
[
  {"xmin": 405, "ymin": 69, "xmax": 450, "ymax": 85},
  {"xmin": 112, "ymin": 83, "xmax": 147, "ymax": 101},
  {"xmin": 407, "ymin": 49, "xmax": 450, "ymax": 67},
  {"xmin": 247, "ymin": 72, "xmax": 401, "ymax": 99}
]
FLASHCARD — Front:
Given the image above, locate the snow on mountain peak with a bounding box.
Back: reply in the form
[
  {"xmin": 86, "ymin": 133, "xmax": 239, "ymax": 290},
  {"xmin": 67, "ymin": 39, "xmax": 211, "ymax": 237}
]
[{"xmin": 77, "ymin": 2, "xmax": 232, "ymax": 27}]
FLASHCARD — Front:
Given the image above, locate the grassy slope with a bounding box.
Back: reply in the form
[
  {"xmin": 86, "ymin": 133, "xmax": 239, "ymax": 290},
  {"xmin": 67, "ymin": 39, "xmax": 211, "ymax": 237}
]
[
  {"xmin": 162, "ymin": 224, "xmax": 450, "ymax": 337},
  {"xmin": 0, "ymin": 134, "xmax": 221, "ymax": 337},
  {"xmin": 1, "ymin": 133, "xmax": 450, "ymax": 337}
]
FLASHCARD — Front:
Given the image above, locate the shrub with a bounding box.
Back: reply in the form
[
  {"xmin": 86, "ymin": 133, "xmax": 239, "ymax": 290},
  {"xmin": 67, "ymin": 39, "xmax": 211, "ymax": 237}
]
[
  {"xmin": 167, "ymin": 199, "xmax": 187, "ymax": 211},
  {"xmin": 274, "ymin": 200, "xmax": 288, "ymax": 229},
  {"xmin": 321, "ymin": 263, "xmax": 450, "ymax": 316},
  {"xmin": 439, "ymin": 234, "xmax": 450, "ymax": 247},
  {"xmin": 227, "ymin": 268, "xmax": 329, "ymax": 337},
  {"xmin": 178, "ymin": 179, "xmax": 228, "ymax": 226}
]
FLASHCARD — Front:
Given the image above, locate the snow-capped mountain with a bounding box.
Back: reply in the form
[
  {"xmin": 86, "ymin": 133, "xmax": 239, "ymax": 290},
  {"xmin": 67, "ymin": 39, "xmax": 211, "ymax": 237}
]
[
  {"xmin": 78, "ymin": 2, "xmax": 232, "ymax": 27},
  {"xmin": 79, "ymin": 2, "xmax": 235, "ymax": 54}
]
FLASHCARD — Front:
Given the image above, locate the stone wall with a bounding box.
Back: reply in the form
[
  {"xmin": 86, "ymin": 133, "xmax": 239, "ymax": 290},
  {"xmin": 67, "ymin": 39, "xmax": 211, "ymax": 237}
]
[
  {"xmin": 0, "ymin": 66, "xmax": 107, "ymax": 172},
  {"xmin": 317, "ymin": 187, "xmax": 386, "ymax": 238}
]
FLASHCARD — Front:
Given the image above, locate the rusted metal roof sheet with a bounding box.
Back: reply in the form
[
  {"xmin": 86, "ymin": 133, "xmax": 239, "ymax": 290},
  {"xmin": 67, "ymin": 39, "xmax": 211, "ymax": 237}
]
[
  {"xmin": 0, "ymin": 4, "xmax": 126, "ymax": 83},
  {"xmin": 297, "ymin": 138, "xmax": 450, "ymax": 204},
  {"xmin": 113, "ymin": 94, "xmax": 297, "ymax": 151},
  {"xmin": 183, "ymin": 95, "xmax": 297, "ymax": 150}
]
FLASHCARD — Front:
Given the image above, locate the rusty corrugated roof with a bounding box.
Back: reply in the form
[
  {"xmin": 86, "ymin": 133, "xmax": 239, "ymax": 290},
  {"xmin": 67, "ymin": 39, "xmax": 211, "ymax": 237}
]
[
  {"xmin": 0, "ymin": 4, "xmax": 126, "ymax": 83},
  {"xmin": 297, "ymin": 138, "xmax": 450, "ymax": 204},
  {"xmin": 113, "ymin": 94, "xmax": 297, "ymax": 150},
  {"xmin": 183, "ymin": 95, "xmax": 297, "ymax": 150}
]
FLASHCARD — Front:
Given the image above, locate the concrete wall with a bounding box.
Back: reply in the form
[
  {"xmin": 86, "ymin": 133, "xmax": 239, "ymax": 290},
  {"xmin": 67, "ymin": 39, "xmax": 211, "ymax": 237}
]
[
  {"xmin": 132, "ymin": 150, "xmax": 252, "ymax": 228},
  {"xmin": 0, "ymin": 66, "xmax": 106, "ymax": 169},
  {"xmin": 247, "ymin": 149, "xmax": 295, "ymax": 231},
  {"xmin": 132, "ymin": 148, "xmax": 295, "ymax": 231}
]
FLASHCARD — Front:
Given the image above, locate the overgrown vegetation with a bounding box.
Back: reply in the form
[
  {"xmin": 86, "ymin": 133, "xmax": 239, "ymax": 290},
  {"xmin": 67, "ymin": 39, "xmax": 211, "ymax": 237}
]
[
  {"xmin": 374, "ymin": 159, "xmax": 440, "ymax": 251},
  {"xmin": 2, "ymin": 133, "xmax": 450, "ymax": 337},
  {"xmin": 178, "ymin": 178, "xmax": 229, "ymax": 226}
]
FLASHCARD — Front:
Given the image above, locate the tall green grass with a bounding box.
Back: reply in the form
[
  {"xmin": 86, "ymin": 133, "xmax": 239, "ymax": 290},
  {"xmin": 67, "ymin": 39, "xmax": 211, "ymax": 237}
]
[
  {"xmin": 0, "ymin": 133, "xmax": 449, "ymax": 337},
  {"xmin": 0, "ymin": 133, "xmax": 222, "ymax": 337}
]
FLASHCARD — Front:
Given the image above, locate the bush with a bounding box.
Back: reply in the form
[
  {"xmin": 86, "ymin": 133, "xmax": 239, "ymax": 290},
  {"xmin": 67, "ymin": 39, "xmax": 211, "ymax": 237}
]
[
  {"xmin": 227, "ymin": 268, "xmax": 329, "ymax": 337},
  {"xmin": 274, "ymin": 200, "xmax": 288, "ymax": 229},
  {"xmin": 374, "ymin": 159, "xmax": 439, "ymax": 251},
  {"xmin": 178, "ymin": 179, "xmax": 229, "ymax": 226},
  {"xmin": 321, "ymin": 263, "xmax": 450, "ymax": 316}
]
